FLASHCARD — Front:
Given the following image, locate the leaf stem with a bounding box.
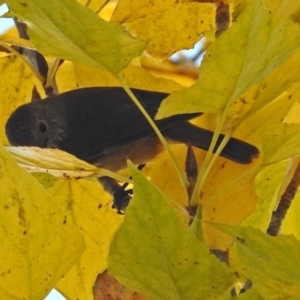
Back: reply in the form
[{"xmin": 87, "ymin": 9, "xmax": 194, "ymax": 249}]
[
  {"xmin": 45, "ymin": 58, "xmax": 61, "ymax": 88},
  {"xmin": 117, "ymin": 74, "xmax": 189, "ymax": 188},
  {"xmin": 190, "ymin": 114, "xmax": 227, "ymax": 209}
]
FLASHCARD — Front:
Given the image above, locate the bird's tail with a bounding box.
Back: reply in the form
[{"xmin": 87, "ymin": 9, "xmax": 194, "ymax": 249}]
[{"xmin": 163, "ymin": 122, "xmax": 259, "ymax": 164}]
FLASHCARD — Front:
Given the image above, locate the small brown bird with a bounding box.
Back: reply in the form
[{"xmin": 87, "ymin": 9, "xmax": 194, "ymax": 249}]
[
  {"xmin": 5, "ymin": 87, "xmax": 259, "ymax": 210},
  {"xmin": 5, "ymin": 87, "xmax": 259, "ymax": 171}
]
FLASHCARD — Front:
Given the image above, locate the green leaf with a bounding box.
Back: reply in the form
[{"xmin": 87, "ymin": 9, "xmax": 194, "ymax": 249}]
[
  {"xmin": 281, "ymin": 191, "xmax": 300, "ymax": 240},
  {"xmin": 108, "ymin": 163, "xmax": 235, "ymax": 300},
  {"xmin": 220, "ymin": 226, "xmax": 300, "ymax": 299},
  {"xmin": 242, "ymin": 161, "xmax": 290, "ymax": 230},
  {"xmin": 233, "ymin": 288, "xmax": 265, "ymax": 300},
  {"xmin": 5, "ymin": 0, "xmax": 146, "ymax": 74},
  {"xmin": 31, "ymin": 172, "xmax": 59, "ymax": 189},
  {"xmin": 0, "ymin": 145, "xmax": 85, "ymax": 299},
  {"xmin": 157, "ymin": 0, "xmax": 300, "ymax": 118},
  {"xmin": 261, "ymin": 124, "xmax": 300, "ymax": 164}
]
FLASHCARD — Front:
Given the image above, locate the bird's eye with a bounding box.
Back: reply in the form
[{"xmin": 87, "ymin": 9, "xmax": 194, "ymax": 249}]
[{"xmin": 38, "ymin": 121, "xmax": 48, "ymax": 133}]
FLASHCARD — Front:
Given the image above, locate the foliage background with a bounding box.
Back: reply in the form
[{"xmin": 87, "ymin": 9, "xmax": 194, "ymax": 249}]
[{"xmin": 1, "ymin": 0, "xmax": 300, "ymax": 299}]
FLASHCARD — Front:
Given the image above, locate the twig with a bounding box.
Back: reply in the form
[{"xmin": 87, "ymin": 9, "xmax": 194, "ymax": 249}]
[{"xmin": 267, "ymin": 160, "xmax": 300, "ymax": 236}]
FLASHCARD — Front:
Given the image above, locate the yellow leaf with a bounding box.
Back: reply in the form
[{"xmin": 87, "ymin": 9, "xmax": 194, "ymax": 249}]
[
  {"xmin": 233, "ymin": 52, "xmax": 300, "ymax": 122},
  {"xmin": 74, "ymin": 62, "xmax": 119, "ymax": 87},
  {"xmin": 157, "ymin": 0, "xmax": 300, "ymax": 118},
  {"xmin": 0, "ymin": 34, "xmax": 34, "ymax": 49},
  {"xmin": 150, "ymin": 145, "xmax": 190, "ymax": 224},
  {"xmin": 281, "ymin": 190, "xmax": 300, "ymax": 239},
  {"xmin": 55, "ymin": 61, "xmax": 79, "ymax": 93},
  {"xmin": 242, "ymin": 160, "xmax": 291, "ymax": 231},
  {"xmin": 184, "ymin": 76, "xmax": 296, "ymax": 249},
  {"xmin": 6, "ymin": 146, "xmax": 99, "ymax": 176},
  {"xmin": 48, "ymin": 179, "xmax": 123, "ymax": 300},
  {"xmin": 111, "ymin": 0, "xmax": 177, "ymax": 23},
  {"xmin": 6, "ymin": 146, "xmax": 130, "ymax": 182},
  {"xmin": 0, "ymin": 55, "xmax": 44, "ymax": 145},
  {"xmin": 122, "ymin": 64, "xmax": 184, "ymax": 93},
  {"xmin": 265, "ymin": 0, "xmax": 300, "ymax": 17},
  {"xmin": 125, "ymin": 3, "xmax": 215, "ymax": 59},
  {"xmin": 73, "ymin": 62, "xmax": 184, "ymax": 93},
  {"xmin": 261, "ymin": 124, "xmax": 300, "ymax": 164},
  {"xmin": 6, "ymin": 0, "xmax": 146, "ymax": 74},
  {"xmin": 0, "ymin": 145, "xmax": 85, "ymax": 299}
]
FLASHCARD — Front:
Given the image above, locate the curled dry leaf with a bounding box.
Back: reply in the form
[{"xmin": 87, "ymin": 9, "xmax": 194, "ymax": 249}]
[
  {"xmin": 5, "ymin": 146, "xmax": 130, "ymax": 182},
  {"xmin": 93, "ymin": 270, "xmax": 149, "ymax": 300}
]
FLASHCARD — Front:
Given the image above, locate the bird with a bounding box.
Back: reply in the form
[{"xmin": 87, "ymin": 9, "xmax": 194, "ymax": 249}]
[
  {"xmin": 5, "ymin": 87, "xmax": 260, "ymax": 212},
  {"xmin": 5, "ymin": 87, "xmax": 259, "ymax": 172}
]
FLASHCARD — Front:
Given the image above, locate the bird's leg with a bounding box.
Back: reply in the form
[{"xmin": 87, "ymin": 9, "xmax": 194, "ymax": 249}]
[
  {"xmin": 98, "ymin": 164, "xmax": 145, "ymax": 214},
  {"xmin": 98, "ymin": 176, "xmax": 131, "ymax": 214}
]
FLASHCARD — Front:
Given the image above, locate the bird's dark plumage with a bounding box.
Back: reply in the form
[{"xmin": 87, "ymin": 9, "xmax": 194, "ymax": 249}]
[{"xmin": 5, "ymin": 87, "xmax": 259, "ymax": 171}]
